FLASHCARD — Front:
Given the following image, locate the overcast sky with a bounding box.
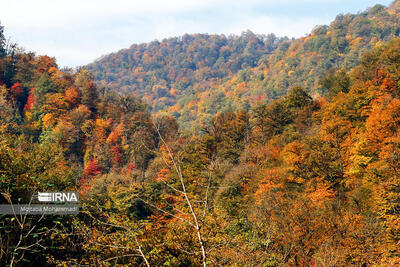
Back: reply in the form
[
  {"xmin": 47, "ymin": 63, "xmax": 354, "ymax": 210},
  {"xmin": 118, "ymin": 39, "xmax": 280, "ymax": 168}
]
[{"xmin": 0, "ymin": 0, "xmax": 393, "ymax": 68}]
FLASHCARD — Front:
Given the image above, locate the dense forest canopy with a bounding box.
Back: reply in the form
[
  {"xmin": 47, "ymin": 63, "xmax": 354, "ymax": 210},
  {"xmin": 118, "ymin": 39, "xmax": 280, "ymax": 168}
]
[
  {"xmin": 88, "ymin": 1, "xmax": 400, "ymax": 129},
  {"xmin": 88, "ymin": 32, "xmax": 286, "ymax": 112},
  {"xmin": 0, "ymin": 1, "xmax": 400, "ymax": 266}
]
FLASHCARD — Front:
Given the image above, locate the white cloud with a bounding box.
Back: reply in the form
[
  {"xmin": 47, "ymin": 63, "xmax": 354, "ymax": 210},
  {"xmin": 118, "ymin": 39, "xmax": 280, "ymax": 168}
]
[
  {"xmin": 0, "ymin": 0, "xmax": 339, "ymax": 29},
  {"xmin": 1, "ymin": 0, "xmax": 219, "ymax": 29}
]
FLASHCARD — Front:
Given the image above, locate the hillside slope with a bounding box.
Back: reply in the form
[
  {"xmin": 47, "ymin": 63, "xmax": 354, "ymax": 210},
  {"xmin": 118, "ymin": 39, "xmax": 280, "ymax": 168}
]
[
  {"xmin": 88, "ymin": 1, "xmax": 400, "ymax": 129},
  {"xmin": 88, "ymin": 32, "xmax": 286, "ymax": 111}
]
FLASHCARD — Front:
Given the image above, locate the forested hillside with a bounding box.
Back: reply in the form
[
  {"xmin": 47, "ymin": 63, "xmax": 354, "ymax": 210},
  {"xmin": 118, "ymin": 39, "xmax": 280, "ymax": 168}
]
[
  {"xmin": 1, "ymin": 13, "xmax": 400, "ymax": 264},
  {"xmin": 88, "ymin": 1, "xmax": 400, "ymax": 129},
  {"xmin": 88, "ymin": 32, "xmax": 287, "ymax": 112}
]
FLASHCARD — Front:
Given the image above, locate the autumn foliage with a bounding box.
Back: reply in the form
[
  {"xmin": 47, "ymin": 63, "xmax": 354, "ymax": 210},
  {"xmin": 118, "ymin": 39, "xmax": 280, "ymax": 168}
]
[{"xmin": 1, "ymin": 3, "xmax": 400, "ymax": 265}]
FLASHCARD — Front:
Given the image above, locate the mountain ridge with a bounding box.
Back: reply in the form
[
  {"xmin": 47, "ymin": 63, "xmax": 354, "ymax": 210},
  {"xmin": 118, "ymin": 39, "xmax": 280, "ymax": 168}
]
[{"xmin": 88, "ymin": 2, "xmax": 400, "ymax": 129}]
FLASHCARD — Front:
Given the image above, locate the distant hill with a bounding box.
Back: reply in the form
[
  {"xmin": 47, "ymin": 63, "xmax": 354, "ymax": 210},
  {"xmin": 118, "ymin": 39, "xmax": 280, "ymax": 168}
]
[
  {"xmin": 88, "ymin": 32, "xmax": 287, "ymax": 110},
  {"xmin": 88, "ymin": 1, "xmax": 400, "ymax": 129}
]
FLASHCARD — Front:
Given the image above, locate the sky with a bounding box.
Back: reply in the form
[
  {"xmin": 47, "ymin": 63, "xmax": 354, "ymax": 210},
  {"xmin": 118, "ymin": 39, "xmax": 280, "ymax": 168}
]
[{"xmin": 0, "ymin": 0, "xmax": 394, "ymax": 68}]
